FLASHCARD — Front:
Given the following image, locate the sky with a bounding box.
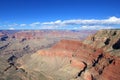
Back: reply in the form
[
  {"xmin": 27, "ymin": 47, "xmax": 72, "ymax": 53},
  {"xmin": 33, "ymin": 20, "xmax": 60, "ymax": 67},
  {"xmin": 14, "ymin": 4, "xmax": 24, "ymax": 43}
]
[{"xmin": 0, "ymin": 0, "xmax": 120, "ymax": 30}]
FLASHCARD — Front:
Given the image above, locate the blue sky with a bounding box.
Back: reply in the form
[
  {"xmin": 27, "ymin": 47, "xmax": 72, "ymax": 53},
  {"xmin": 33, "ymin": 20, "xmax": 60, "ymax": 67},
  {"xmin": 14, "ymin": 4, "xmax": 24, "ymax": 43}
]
[{"xmin": 0, "ymin": 0, "xmax": 120, "ymax": 30}]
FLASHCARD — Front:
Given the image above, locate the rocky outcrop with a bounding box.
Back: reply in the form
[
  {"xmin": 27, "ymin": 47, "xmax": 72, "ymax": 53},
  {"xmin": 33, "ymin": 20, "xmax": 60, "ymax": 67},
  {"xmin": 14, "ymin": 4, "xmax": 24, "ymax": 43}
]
[
  {"xmin": 84, "ymin": 29, "xmax": 120, "ymax": 56},
  {"xmin": 18, "ymin": 34, "xmax": 120, "ymax": 80},
  {"xmin": 0, "ymin": 30, "xmax": 96, "ymax": 80},
  {"xmin": 101, "ymin": 58, "xmax": 120, "ymax": 80},
  {"xmin": 0, "ymin": 35, "xmax": 9, "ymax": 41},
  {"xmin": 1, "ymin": 29, "xmax": 120, "ymax": 80},
  {"xmin": 0, "ymin": 43, "xmax": 9, "ymax": 50}
]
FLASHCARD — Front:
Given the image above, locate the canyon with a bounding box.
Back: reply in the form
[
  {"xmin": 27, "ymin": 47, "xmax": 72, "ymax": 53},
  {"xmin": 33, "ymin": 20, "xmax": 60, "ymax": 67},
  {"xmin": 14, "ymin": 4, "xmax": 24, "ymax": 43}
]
[{"xmin": 0, "ymin": 29, "xmax": 120, "ymax": 80}]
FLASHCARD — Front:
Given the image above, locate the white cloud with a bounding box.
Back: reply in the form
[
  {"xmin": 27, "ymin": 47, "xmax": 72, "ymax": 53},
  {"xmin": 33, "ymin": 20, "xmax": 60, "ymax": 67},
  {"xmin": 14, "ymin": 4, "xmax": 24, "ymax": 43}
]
[
  {"xmin": 42, "ymin": 20, "xmax": 62, "ymax": 25},
  {"xmin": 30, "ymin": 22, "xmax": 41, "ymax": 27},
  {"xmin": 8, "ymin": 23, "xmax": 18, "ymax": 27},
  {"xmin": 9, "ymin": 27, "xmax": 15, "ymax": 30},
  {"xmin": 42, "ymin": 16, "xmax": 120, "ymax": 25},
  {"xmin": 40, "ymin": 16, "xmax": 120, "ymax": 29},
  {"xmin": 81, "ymin": 25, "xmax": 114, "ymax": 30},
  {"xmin": 102, "ymin": 16, "xmax": 120, "ymax": 24},
  {"xmin": 1, "ymin": 16, "xmax": 119, "ymax": 30},
  {"xmin": 20, "ymin": 24, "xmax": 27, "ymax": 27}
]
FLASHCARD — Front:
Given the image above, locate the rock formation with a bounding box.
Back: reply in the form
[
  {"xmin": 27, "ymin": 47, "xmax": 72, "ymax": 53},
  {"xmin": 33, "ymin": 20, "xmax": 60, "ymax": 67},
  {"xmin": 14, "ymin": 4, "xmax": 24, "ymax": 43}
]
[
  {"xmin": 17, "ymin": 39, "xmax": 120, "ymax": 80},
  {"xmin": 84, "ymin": 29, "xmax": 120, "ymax": 56},
  {"xmin": 1, "ymin": 29, "xmax": 120, "ymax": 80},
  {"xmin": 0, "ymin": 30, "xmax": 95, "ymax": 80}
]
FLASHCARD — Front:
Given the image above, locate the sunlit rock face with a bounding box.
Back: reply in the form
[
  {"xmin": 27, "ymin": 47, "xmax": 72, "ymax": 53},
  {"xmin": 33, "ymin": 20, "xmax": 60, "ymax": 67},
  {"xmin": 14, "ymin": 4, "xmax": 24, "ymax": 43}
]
[
  {"xmin": 18, "ymin": 35, "xmax": 120, "ymax": 80},
  {"xmin": 84, "ymin": 29, "xmax": 120, "ymax": 56},
  {"xmin": 1, "ymin": 30, "xmax": 120, "ymax": 80}
]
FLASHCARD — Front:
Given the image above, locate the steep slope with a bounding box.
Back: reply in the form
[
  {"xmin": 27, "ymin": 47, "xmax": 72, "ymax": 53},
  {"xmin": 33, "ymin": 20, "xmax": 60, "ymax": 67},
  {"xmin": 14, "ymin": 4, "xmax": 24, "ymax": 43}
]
[
  {"xmin": 16, "ymin": 39, "xmax": 120, "ymax": 80},
  {"xmin": 1, "ymin": 30, "xmax": 120, "ymax": 80},
  {"xmin": 0, "ymin": 30, "xmax": 95, "ymax": 80},
  {"xmin": 0, "ymin": 30, "xmax": 95, "ymax": 56},
  {"xmin": 84, "ymin": 29, "xmax": 120, "ymax": 56},
  {"xmin": 17, "ymin": 40, "xmax": 87, "ymax": 80}
]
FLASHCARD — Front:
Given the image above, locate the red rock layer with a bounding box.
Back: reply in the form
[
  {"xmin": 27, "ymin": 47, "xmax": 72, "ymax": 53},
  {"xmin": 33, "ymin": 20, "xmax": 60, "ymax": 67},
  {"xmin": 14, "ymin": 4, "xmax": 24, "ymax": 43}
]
[
  {"xmin": 101, "ymin": 58, "xmax": 120, "ymax": 80},
  {"xmin": 37, "ymin": 39, "xmax": 120, "ymax": 80}
]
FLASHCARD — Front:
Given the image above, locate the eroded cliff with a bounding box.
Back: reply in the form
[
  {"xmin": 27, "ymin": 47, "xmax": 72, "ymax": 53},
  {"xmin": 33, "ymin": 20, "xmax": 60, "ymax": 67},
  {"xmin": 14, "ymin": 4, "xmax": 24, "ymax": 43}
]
[{"xmin": 1, "ymin": 30, "xmax": 120, "ymax": 80}]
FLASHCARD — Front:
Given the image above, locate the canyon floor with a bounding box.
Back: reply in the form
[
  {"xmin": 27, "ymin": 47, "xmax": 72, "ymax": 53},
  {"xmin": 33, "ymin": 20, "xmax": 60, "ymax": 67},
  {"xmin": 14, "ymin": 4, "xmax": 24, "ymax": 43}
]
[{"xmin": 0, "ymin": 29, "xmax": 120, "ymax": 80}]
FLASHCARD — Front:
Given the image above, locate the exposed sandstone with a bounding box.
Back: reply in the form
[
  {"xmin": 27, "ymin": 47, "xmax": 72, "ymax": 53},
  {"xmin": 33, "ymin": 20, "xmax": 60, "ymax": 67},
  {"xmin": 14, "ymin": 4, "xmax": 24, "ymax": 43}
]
[
  {"xmin": 84, "ymin": 29, "xmax": 120, "ymax": 56},
  {"xmin": 19, "ymin": 36, "xmax": 120, "ymax": 80},
  {"xmin": 1, "ymin": 30, "xmax": 120, "ymax": 80}
]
